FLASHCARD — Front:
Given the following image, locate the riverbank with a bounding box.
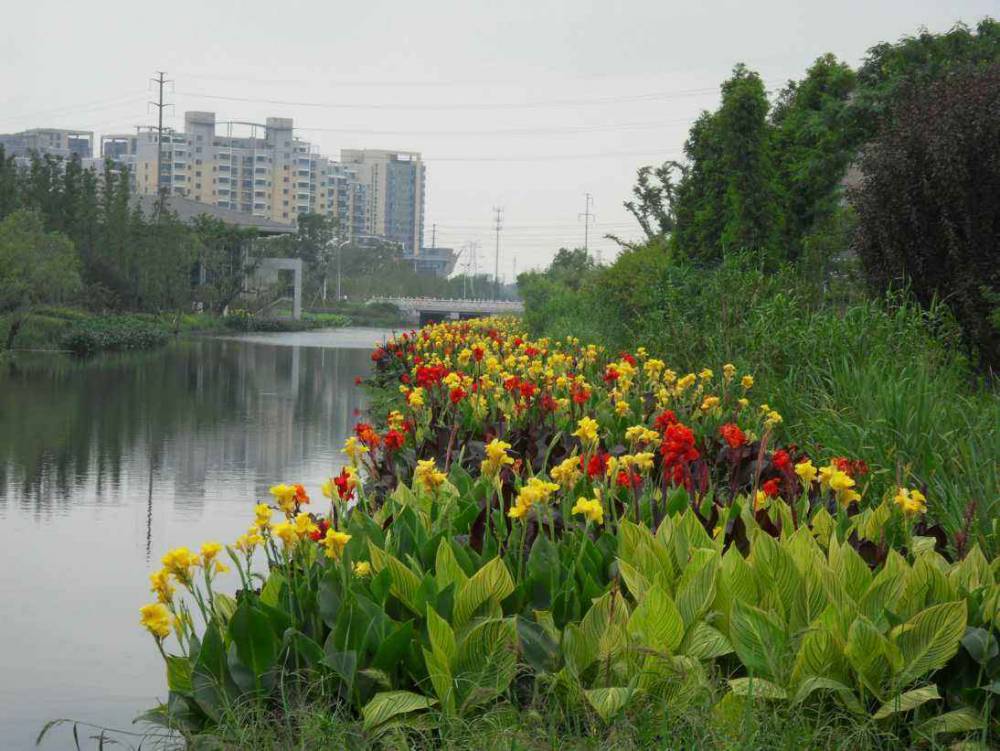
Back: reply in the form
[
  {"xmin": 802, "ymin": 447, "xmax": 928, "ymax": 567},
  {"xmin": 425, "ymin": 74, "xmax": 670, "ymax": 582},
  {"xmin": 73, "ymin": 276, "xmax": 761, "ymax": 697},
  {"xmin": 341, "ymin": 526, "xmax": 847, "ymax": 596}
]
[{"xmin": 0, "ymin": 307, "xmax": 353, "ymax": 357}]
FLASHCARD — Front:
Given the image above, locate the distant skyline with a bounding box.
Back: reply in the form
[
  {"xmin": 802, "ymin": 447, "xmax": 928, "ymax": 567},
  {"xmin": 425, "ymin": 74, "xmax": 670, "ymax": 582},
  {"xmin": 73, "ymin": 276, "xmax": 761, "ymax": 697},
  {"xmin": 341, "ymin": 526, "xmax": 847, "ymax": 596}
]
[{"xmin": 2, "ymin": 0, "xmax": 995, "ymax": 278}]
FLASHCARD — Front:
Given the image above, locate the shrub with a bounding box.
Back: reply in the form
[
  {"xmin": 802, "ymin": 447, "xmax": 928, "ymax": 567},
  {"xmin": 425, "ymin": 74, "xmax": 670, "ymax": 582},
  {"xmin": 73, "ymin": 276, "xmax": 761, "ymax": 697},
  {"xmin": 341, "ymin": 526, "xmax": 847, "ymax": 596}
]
[
  {"xmin": 851, "ymin": 64, "xmax": 1000, "ymax": 370},
  {"xmin": 61, "ymin": 316, "xmax": 168, "ymax": 357}
]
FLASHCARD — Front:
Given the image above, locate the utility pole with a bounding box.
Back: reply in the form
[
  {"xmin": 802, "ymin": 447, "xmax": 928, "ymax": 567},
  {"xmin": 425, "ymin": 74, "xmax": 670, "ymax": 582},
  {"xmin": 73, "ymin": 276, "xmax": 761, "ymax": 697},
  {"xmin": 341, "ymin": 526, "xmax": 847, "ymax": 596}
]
[
  {"xmin": 492, "ymin": 206, "xmax": 503, "ymax": 301},
  {"xmin": 431, "ymin": 223, "xmax": 436, "ymax": 248},
  {"xmin": 149, "ymin": 72, "xmax": 172, "ymax": 204},
  {"xmin": 579, "ymin": 192, "xmax": 595, "ymax": 255}
]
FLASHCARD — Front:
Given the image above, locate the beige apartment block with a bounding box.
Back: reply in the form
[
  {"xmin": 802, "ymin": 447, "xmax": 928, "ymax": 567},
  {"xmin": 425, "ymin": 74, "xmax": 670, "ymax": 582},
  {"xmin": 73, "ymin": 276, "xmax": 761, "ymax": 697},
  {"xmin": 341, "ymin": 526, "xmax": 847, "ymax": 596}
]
[{"xmin": 341, "ymin": 148, "xmax": 425, "ymax": 256}]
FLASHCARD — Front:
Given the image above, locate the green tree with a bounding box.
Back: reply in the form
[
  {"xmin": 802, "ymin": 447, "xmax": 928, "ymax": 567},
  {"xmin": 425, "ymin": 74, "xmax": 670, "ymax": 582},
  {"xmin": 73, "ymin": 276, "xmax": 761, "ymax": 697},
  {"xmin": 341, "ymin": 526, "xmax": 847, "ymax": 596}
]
[
  {"xmin": 613, "ymin": 161, "xmax": 684, "ymax": 249},
  {"xmin": 0, "ymin": 210, "xmax": 82, "ymax": 349},
  {"xmin": 192, "ymin": 215, "xmax": 259, "ymax": 313},
  {"xmin": 770, "ymin": 54, "xmax": 859, "ymax": 259},
  {"xmin": 672, "ymin": 65, "xmax": 782, "ymax": 264},
  {"xmin": 0, "ymin": 146, "xmax": 20, "ymax": 220}
]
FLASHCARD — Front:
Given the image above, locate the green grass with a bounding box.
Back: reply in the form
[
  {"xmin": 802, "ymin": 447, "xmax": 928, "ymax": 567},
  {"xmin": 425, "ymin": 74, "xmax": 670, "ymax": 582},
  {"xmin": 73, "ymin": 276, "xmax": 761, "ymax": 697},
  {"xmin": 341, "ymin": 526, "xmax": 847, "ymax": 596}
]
[{"xmin": 88, "ymin": 676, "xmax": 908, "ymax": 750}]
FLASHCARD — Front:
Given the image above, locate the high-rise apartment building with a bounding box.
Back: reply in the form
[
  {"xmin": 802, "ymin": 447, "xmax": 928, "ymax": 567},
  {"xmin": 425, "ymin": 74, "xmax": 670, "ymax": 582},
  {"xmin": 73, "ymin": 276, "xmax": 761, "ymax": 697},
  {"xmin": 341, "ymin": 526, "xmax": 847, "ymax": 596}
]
[
  {"xmin": 114, "ymin": 112, "xmax": 369, "ymax": 239},
  {"xmin": 340, "ymin": 149, "xmax": 425, "ymax": 255}
]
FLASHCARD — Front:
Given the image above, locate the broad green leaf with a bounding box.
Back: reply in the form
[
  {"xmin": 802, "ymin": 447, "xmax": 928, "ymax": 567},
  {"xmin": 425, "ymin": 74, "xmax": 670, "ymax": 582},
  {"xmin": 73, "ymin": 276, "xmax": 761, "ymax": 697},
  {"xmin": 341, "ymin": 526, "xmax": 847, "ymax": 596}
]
[
  {"xmin": 790, "ymin": 628, "xmax": 841, "ymax": 687},
  {"xmin": 792, "ymin": 677, "xmax": 864, "ymax": 714},
  {"xmin": 562, "ymin": 622, "xmax": 597, "ymax": 676},
  {"xmin": 730, "ymin": 600, "xmax": 789, "ymax": 684},
  {"xmin": 676, "ymin": 549, "xmax": 719, "ymax": 628},
  {"xmin": 453, "ymin": 557, "xmax": 515, "ymax": 628},
  {"xmin": 368, "ymin": 542, "xmax": 424, "ymax": 615},
  {"xmin": 727, "ymin": 677, "xmax": 787, "ymax": 700},
  {"xmin": 435, "ymin": 539, "xmax": 468, "ymax": 592},
  {"xmin": 584, "ymin": 686, "xmax": 634, "ymax": 722},
  {"xmin": 845, "ymin": 616, "xmax": 892, "ymax": 699},
  {"xmin": 259, "ymin": 571, "xmax": 285, "ymax": 608},
  {"xmin": 228, "ymin": 604, "xmax": 279, "ymax": 679},
  {"xmin": 872, "ymin": 685, "xmax": 941, "ymax": 720},
  {"xmin": 617, "ymin": 559, "xmax": 651, "ymax": 602},
  {"xmin": 213, "ymin": 593, "xmax": 238, "ymax": 625},
  {"xmin": 454, "ymin": 619, "xmax": 518, "ymax": 713},
  {"xmin": 916, "ymin": 707, "xmax": 986, "ymax": 737},
  {"xmin": 627, "ymin": 584, "xmax": 684, "ymax": 653},
  {"xmin": 426, "ymin": 606, "xmax": 456, "ymax": 663},
  {"xmin": 580, "ymin": 591, "xmax": 630, "ymax": 668},
  {"xmin": 829, "ymin": 537, "xmax": 872, "ymax": 604},
  {"xmin": 361, "ymin": 690, "xmax": 436, "ymax": 732},
  {"xmin": 961, "ymin": 626, "xmax": 999, "ymax": 666},
  {"xmin": 680, "ymin": 622, "xmax": 733, "ymax": 659},
  {"xmin": 166, "ymin": 655, "xmax": 193, "ymax": 693},
  {"xmin": 422, "ymin": 647, "xmax": 455, "ymax": 715},
  {"xmin": 895, "ymin": 601, "xmax": 967, "ymax": 686},
  {"xmin": 372, "ymin": 620, "xmax": 414, "ymax": 673}
]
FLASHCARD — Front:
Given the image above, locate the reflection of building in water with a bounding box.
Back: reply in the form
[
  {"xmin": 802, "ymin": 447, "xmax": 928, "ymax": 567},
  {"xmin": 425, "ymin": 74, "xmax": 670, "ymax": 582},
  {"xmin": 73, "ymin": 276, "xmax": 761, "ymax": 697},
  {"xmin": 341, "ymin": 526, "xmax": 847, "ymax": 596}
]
[{"xmin": 0, "ymin": 339, "xmax": 373, "ymax": 518}]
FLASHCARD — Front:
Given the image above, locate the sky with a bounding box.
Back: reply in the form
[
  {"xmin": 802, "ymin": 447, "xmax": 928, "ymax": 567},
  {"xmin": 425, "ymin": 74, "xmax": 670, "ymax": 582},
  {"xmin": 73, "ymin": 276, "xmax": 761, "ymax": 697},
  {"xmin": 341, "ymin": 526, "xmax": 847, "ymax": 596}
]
[{"xmin": 1, "ymin": 0, "xmax": 995, "ymax": 279}]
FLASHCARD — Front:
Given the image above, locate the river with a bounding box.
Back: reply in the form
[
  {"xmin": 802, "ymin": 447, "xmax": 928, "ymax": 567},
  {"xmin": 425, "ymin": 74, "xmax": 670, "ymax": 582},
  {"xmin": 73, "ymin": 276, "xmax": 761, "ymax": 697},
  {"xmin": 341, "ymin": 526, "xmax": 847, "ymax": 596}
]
[{"xmin": 0, "ymin": 328, "xmax": 391, "ymax": 749}]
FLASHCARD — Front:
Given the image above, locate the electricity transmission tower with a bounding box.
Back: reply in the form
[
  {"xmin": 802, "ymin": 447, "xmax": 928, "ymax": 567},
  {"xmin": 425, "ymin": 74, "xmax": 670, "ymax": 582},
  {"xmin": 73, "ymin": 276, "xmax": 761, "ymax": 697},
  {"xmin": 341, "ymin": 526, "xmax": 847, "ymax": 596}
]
[
  {"xmin": 492, "ymin": 206, "xmax": 504, "ymax": 301},
  {"xmin": 149, "ymin": 72, "xmax": 172, "ymax": 204},
  {"xmin": 579, "ymin": 192, "xmax": 595, "ymax": 255}
]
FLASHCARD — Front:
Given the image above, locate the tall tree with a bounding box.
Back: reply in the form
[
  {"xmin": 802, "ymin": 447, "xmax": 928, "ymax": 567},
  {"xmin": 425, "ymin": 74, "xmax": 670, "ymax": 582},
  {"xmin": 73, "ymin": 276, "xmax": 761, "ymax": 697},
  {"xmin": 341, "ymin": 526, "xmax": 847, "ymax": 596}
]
[
  {"xmin": 0, "ymin": 210, "xmax": 81, "ymax": 349},
  {"xmin": 770, "ymin": 54, "xmax": 859, "ymax": 258},
  {"xmin": 852, "ymin": 64, "xmax": 1000, "ymax": 370}
]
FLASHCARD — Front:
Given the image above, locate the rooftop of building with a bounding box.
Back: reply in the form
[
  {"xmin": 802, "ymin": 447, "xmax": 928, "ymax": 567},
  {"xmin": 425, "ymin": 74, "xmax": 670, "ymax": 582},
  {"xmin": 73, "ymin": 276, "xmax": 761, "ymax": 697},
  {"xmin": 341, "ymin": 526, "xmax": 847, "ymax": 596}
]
[{"xmin": 132, "ymin": 195, "xmax": 295, "ymax": 235}]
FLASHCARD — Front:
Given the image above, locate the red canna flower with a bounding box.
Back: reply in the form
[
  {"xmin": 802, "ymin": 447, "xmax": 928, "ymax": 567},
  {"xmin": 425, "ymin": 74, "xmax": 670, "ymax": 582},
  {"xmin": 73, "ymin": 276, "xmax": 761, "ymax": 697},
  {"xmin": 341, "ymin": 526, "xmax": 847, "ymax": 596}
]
[
  {"xmin": 472, "ymin": 346, "xmax": 484, "ymax": 362},
  {"xmin": 584, "ymin": 451, "xmax": 609, "ymax": 479},
  {"xmin": 333, "ymin": 467, "xmax": 355, "ymax": 501},
  {"xmin": 540, "ymin": 393, "xmax": 558, "ymax": 413},
  {"xmin": 660, "ymin": 422, "xmax": 699, "ymax": 487},
  {"xmin": 603, "ymin": 366, "xmax": 620, "ymax": 384},
  {"xmin": 654, "ymin": 410, "xmax": 678, "ymax": 432},
  {"xmin": 294, "ymin": 484, "xmax": 310, "ymax": 504},
  {"xmin": 518, "ymin": 381, "xmax": 537, "ymax": 399},
  {"xmin": 449, "ymin": 387, "xmax": 466, "ymax": 404},
  {"xmin": 616, "ymin": 469, "xmax": 642, "ymax": 488},
  {"xmin": 384, "ymin": 430, "xmax": 405, "ymax": 451},
  {"xmin": 355, "ymin": 422, "xmax": 381, "ymax": 448},
  {"xmin": 571, "ymin": 384, "xmax": 591, "ymax": 405},
  {"xmin": 720, "ymin": 423, "xmax": 746, "ymax": 449},
  {"xmin": 354, "ymin": 376, "xmax": 363, "ymax": 386},
  {"xmin": 762, "ymin": 478, "xmax": 781, "ymax": 497},
  {"xmin": 310, "ymin": 517, "xmax": 331, "ymax": 541},
  {"xmin": 772, "ymin": 449, "xmax": 791, "ymax": 471}
]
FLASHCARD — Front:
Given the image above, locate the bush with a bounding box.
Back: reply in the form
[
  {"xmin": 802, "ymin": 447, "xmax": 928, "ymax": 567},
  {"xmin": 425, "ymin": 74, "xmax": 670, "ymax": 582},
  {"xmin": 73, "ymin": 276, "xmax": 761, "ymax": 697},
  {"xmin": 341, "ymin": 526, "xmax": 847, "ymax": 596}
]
[
  {"xmin": 61, "ymin": 316, "xmax": 168, "ymax": 357},
  {"xmin": 851, "ymin": 64, "xmax": 1000, "ymax": 370}
]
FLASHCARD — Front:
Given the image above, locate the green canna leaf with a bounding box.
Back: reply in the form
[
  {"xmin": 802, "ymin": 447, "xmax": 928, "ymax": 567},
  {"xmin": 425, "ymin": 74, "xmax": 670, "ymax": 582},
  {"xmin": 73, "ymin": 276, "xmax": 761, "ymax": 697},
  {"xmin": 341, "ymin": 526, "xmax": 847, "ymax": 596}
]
[
  {"xmin": 730, "ymin": 600, "xmax": 789, "ymax": 684},
  {"xmin": 872, "ymin": 684, "xmax": 941, "ymax": 720},
  {"xmin": 361, "ymin": 690, "xmax": 436, "ymax": 732},
  {"xmin": 894, "ymin": 601, "xmax": 967, "ymax": 686},
  {"xmin": 628, "ymin": 584, "xmax": 684, "ymax": 653}
]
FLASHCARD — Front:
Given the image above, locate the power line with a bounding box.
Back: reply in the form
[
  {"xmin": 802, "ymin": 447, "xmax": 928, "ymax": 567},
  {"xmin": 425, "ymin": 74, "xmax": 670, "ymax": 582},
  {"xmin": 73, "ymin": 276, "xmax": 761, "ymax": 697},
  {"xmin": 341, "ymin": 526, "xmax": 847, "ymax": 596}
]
[
  {"xmin": 172, "ymin": 86, "xmax": 724, "ymax": 111},
  {"xmin": 293, "ymin": 117, "xmax": 698, "ymax": 137}
]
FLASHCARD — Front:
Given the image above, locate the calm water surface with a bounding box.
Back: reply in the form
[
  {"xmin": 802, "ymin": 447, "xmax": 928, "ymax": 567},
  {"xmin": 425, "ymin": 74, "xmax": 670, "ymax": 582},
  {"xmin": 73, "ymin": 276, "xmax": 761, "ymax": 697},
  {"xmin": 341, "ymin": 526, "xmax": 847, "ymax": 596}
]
[{"xmin": 0, "ymin": 328, "xmax": 390, "ymax": 749}]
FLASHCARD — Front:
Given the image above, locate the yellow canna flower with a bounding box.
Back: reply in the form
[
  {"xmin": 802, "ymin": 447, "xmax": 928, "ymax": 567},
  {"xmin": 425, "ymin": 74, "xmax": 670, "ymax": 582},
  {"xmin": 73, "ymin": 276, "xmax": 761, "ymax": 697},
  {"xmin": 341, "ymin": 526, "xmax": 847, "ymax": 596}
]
[
  {"xmin": 353, "ymin": 561, "xmax": 372, "ymax": 577},
  {"xmin": 723, "ymin": 363, "xmax": 736, "ymax": 381},
  {"xmin": 572, "ymin": 416, "xmax": 600, "ymax": 446},
  {"xmin": 794, "ymin": 460, "xmax": 818, "ymax": 486},
  {"xmin": 161, "ymin": 547, "xmax": 201, "ymax": 585},
  {"xmin": 894, "ymin": 487, "xmax": 927, "ymax": 516},
  {"xmin": 342, "ymin": 436, "xmax": 370, "ymax": 464},
  {"xmin": 234, "ymin": 529, "xmax": 263, "ymax": 554},
  {"xmin": 271, "ymin": 521, "xmax": 298, "ymax": 548},
  {"xmin": 414, "ymin": 459, "xmax": 447, "ymax": 492},
  {"xmin": 700, "ymin": 396, "xmax": 720, "ymax": 412},
  {"xmin": 200, "ymin": 541, "xmax": 222, "ymax": 563},
  {"xmin": 293, "ymin": 513, "xmax": 318, "ymax": 538},
  {"xmin": 269, "ymin": 483, "xmax": 298, "ymax": 514},
  {"xmin": 139, "ymin": 602, "xmax": 173, "ymax": 639},
  {"xmin": 550, "ymin": 456, "xmax": 582, "ymax": 489},
  {"xmin": 323, "ymin": 529, "xmax": 352, "ymax": 560},
  {"xmin": 149, "ymin": 568, "xmax": 174, "ymax": 604},
  {"xmin": 572, "ymin": 497, "xmax": 604, "ymax": 525},
  {"xmin": 741, "ymin": 375, "xmax": 754, "ymax": 390},
  {"xmin": 699, "ymin": 368, "xmax": 714, "ymax": 381},
  {"xmin": 481, "ymin": 439, "xmax": 515, "ymax": 477},
  {"xmin": 254, "ymin": 503, "xmax": 273, "ymax": 530},
  {"xmin": 615, "ymin": 400, "xmax": 631, "ymax": 416}
]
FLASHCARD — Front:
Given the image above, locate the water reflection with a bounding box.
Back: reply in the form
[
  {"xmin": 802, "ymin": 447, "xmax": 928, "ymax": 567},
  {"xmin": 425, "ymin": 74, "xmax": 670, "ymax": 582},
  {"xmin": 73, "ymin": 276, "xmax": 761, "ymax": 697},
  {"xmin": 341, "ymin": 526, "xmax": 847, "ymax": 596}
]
[{"xmin": 0, "ymin": 333, "xmax": 377, "ymax": 748}]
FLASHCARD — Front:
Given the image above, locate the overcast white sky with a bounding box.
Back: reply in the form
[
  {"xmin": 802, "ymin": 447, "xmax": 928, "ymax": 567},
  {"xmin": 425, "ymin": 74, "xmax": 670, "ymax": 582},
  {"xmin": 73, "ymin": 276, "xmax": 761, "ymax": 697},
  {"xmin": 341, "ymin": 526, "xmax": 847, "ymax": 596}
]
[{"xmin": 1, "ymin": 0, "xmax": 994, "ymax": 277}]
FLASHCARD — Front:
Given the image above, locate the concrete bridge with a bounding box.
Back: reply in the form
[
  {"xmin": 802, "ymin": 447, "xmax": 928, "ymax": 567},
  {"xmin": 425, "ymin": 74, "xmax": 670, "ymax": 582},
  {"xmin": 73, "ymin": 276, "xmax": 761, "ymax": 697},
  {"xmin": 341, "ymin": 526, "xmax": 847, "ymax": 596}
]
[{"xmin": 368, "ymin": 297, "xmax": 525, "ymax": 325}]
